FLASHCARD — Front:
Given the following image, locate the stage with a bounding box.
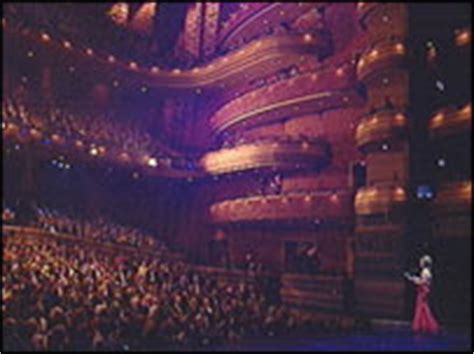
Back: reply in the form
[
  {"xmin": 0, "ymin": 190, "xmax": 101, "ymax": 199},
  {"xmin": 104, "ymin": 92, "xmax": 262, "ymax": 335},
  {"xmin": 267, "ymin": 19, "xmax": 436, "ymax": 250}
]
[{"xmin": 187, "ymin": 328, "xmax": 471, "ymax": 352}]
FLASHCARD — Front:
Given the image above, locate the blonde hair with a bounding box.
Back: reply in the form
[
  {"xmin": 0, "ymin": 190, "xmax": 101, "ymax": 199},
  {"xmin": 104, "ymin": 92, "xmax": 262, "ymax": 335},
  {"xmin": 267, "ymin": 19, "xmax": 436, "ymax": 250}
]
[{"xmin": 420, "ymin": 254, "xmax": 433, "ymax": 268}]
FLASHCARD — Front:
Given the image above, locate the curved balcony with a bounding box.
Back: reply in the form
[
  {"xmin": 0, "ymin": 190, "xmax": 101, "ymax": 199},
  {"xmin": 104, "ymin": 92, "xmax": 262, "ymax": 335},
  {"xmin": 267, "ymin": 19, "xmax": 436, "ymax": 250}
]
[
  {"xmin": 3, "ymin": 120, "xmax": 203, "ymax": 179},
  {"xmin": 218, "ymin": 3, "xmax": 324, "ymax": 52},
  {"xmin": 4, "ymin": 23, "xmax": 327, "ymax": 91},
  {"xmin": 428, "ymin": 103, "xmax": 471, "ymax": 139},
  {"xmin": 356, "ymin": 40, "xmax": 406, "ymax": 83},
  {"xmin": 356, "ymin": 3, "xmax": 408, "ymax": 44},
  {"xmin": 209, "ymin": 63, "xmax": 361, "ymax": 135},
  {"xmin": 210, "ymin": 63, "xmax": 356, "ymax": 128},
  {"xmin": 454, "ymin": 28, "xmax": 471, "ymax": 47},
  {"xmin": 355, "ymin": 2, "xmax": 380, "ymax": 22},
  {"xmin": 213, "ymin": 88, "xmax": 363, "ymax": 136},
  {"xmin": 210, "ymin": 190, "xmax": 352, "ymax": 224},
  {"xmin": 355, "ymin": 185, "xmax": 407, "ymax": 216},
  {"xmin": 432, "ymin": 181, "xmax": 472, "ymax": 214},
  {"xmin": 201, "ymin": 136, "xmax": 331, "ymax": 175},
  {"xmin": 355, "ymin": 110, "xmax": 407, "ymax": 150}
]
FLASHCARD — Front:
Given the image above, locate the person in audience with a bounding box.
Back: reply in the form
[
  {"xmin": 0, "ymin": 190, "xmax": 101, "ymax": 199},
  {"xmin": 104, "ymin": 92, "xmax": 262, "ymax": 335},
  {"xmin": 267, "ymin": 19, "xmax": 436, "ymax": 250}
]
[{"xmin": 3, "ymin": 229, "xmax": 297, "ymax": 351}]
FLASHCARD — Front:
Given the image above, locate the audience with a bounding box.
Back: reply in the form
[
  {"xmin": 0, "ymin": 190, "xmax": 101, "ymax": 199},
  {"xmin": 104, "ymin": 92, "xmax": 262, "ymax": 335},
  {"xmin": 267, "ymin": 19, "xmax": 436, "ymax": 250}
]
[
  {"xmin": 2, "ymin": 92, "xmax": 197, "ymax": 172},
  {"xmin": 34, "ymin": 205, "xmax": 165, "ymax": 252},
  {"xmin": 3, "ymin": 233, "xmax": 295, "ymax": 351}
]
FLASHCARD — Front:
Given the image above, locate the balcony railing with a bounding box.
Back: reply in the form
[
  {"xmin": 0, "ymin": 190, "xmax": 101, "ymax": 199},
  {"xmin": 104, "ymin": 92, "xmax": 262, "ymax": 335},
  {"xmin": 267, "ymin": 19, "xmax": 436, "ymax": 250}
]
[
  {"xmin": 355, "ymin": 185, "xmax": 407, "ymax": 215},
  {"xmin": 428, "ymin": 103, "xmax": 472, "ymax": 139},
  {"xmin": 4, "ymin": 23, "xmax": 326, "ymax": 91},
  {"xmin": 210, "ymin": 190, "xmax": 352, "ymax": 224},
  {"xmin": 432, "ymin": 181, "xmax": 472, "ymax": 213},
  {"xmin": 355, "ymin": 110, "xmax": 407, "ymax": 149},
  {"xmin": 355, "ymin": 2, "xmax": 379, "ymax": 22},
  {"xmin": 356, "ymin": 40, "xmax": 406, "ymax": 83},
  {"xmin": 201, "ymin": 136, "xmax": 331, "ymax": 175}
]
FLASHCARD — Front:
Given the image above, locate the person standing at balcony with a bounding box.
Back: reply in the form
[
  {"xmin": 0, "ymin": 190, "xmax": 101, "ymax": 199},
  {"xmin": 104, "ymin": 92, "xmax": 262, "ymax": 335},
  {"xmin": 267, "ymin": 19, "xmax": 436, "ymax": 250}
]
[{"xmin": 404, "ymin": 255, "xmax": 441, "ymax": 335}]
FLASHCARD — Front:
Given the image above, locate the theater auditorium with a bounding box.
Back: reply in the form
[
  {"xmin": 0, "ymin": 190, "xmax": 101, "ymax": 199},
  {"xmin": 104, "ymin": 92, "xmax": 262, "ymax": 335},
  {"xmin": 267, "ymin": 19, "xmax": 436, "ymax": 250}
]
[{"xmin": 2, "ymin": 2, "xmax": 471, "ymax": 351}]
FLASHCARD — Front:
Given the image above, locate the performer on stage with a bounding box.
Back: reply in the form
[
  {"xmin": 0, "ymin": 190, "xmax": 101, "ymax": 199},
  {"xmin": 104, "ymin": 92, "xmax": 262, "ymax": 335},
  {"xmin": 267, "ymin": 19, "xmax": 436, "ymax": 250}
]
[{"xmin": 404, "ymin": 255, "xmax": 441, "ymax": 334}]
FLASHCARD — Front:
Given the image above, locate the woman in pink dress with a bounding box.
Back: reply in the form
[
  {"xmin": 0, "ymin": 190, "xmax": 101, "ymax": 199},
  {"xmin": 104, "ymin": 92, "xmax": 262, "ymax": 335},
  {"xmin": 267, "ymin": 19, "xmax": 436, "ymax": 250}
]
[{"xmin": 404, "ymin": 255, "xmax": 441, "ymax": 334}]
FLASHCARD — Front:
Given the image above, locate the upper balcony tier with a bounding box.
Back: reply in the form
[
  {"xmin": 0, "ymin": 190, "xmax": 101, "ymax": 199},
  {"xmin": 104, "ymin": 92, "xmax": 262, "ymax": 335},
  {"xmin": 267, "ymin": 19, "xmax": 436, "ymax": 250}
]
[
  {"xmin": 355, "ymin": 2, "xmax": 379, "ymax": 21},
  {"xmin": 218, "ymin": 3, "xmax": 328, "ymax": 52},
  {"xmin": 3, "ymin": 21, "xmax": 328, "ymax": 92},
  {"xmin": 355, "ymin": 110, "xmax": 407, "ymax": 150},
  {"xmin": 355, "ymin": 185, "xmax": 407, "ymax": 216},
  {"xmin": 200, "ymin": 136, "xmax": 331, "ymax": 176},
  {"xmin": 428, "ymin": 103, "xmax": 472, "ymax": 140},
  {"xmin": 356, "ymin": 40, "xmax": 406, "ymax": 83},
  {"xmin": 356, "ymin": 2, "xmax": 408, "ymax": 44},
  {"xmin": 210, "ymin": 190, "xmax": 352, "ymax": 224},
  {"xmin": 209, "ymin": 63, "xmax": 363, "ymax": 135}
]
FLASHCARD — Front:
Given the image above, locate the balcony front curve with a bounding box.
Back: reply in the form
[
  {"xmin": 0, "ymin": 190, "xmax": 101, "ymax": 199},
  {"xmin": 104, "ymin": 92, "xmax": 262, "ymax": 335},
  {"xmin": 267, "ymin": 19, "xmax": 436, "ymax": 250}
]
[
  {"xmin": 210, "ymin": 190, "xmax": 352, "ymax": 224},
  {"xmin": 355, "ymin": 2, "xmax": 379, "ymax": 23},
  {"xmin": 356, "ymin": 40, "xmax": 406, "ymax": 83},
  {"xmin": 210, "ymin": 63, "xmax": 357, "ymax": 132},
  {"xmin": 432, "ymin": 181, "xmax": 472, "ymax": 214},
  {"xmin": 4, "ymin": 24, "xmax": 326, "ymax": 91},
  {"xmin": 428, "ymin": 103, "xmax": 472, "ymax": 140},
  {"xmin": 355, "ymin": 110, "xmax": 407, "ymax": 150},
  {"xmin": 355, "ymin": 185, "xmax": 407, "ymax": 216},
  {"xmin": 2, "ymin": 122, "xmax": 204, "ymax": 180},
  {"xmin": 200, "ymin": 136, "xmax": 331, "ymax": 175},
  {"xmin": 218, "ymin": 3, "xmax": 327, "ymax": 52}
]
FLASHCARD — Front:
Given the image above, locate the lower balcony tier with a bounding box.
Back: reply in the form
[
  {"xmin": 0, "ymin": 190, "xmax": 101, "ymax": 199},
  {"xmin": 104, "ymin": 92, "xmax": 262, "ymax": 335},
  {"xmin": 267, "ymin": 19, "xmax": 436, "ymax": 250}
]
[
  {"xmin": 355, "ymin": 185, "xmax": 407, "ymax": 216},
  {"xmin": 211, "ymin": 87, "xmax": 364, "ymax": 136},
  {"xmin": 210, "ymin": 190, "xmax": 352, "ymax": 224},
  {"xmin": 201, "ymin": 136, "xmax": 331, "ymax": 175}
]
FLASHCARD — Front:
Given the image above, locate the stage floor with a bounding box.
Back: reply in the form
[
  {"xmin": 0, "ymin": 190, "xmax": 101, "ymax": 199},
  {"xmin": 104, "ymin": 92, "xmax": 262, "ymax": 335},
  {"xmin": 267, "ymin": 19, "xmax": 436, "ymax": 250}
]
[{"xmin": 204, "ymin": 329, "xmax": 472, "ymax": 352}]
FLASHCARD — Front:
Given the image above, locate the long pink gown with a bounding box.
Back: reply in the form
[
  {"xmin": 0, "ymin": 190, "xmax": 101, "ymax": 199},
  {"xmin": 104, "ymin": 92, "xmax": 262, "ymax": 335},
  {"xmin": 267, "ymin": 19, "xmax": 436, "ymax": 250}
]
[{"xmin": 412, "ymin": 281, "xmax": 440, "ymax": 334}]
